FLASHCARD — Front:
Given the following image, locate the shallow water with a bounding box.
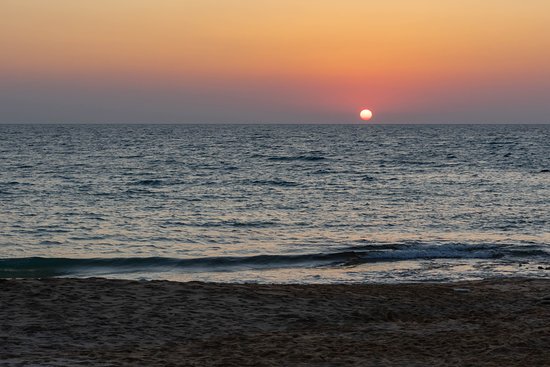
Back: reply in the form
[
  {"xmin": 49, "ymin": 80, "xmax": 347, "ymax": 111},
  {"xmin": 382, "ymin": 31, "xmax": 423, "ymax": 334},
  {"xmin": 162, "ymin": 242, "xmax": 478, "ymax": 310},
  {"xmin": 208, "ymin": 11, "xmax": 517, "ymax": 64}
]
[{"xmin": 0, "ymin": 124, "xmax": 548, "ymax": 282}]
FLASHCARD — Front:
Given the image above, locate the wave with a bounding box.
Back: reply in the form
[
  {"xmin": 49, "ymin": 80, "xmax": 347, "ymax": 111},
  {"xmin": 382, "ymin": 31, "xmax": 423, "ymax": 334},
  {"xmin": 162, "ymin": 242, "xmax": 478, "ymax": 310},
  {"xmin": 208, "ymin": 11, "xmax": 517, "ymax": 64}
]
[
  {"xmin": 1, "ymin": 243, "xmax": 546, "ymax": 278},
  {"xmin": 131, "ymin": 179, "xmax": 183, "ymax": 187},
  {"xmin": 244, "ymin": 179, "xmax": 299, "ymax": 187},
  {"xmin": 133, "ymin": 179, "xmax": 165, "ymax": 186},
  {"xmin": 267, "ymin": 155, "xmax": 326, "ymax": 162},
  {"xmin": 193, "ymin": 220, "xmax": 280, "ymax": 228},
  {"xmin": 0, "ymin": 253, "xmax": 350, "ymax": 278}
]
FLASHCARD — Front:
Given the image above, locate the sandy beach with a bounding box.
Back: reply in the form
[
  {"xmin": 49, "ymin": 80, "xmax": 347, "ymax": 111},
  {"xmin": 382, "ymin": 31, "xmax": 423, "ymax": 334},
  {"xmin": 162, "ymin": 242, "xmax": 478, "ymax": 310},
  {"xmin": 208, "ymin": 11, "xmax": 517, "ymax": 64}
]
[{"xmin": 0, "ymin": 278, "xmax": 548, "ymax": 366}]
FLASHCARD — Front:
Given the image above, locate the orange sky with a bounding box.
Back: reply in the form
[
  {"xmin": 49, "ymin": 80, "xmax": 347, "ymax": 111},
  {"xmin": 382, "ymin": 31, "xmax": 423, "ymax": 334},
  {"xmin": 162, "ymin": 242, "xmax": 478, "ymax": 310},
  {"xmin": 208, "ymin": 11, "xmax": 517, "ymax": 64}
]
[{"xmin": 2, "ymin": 0, "xmax": 550, "ymax": 123}]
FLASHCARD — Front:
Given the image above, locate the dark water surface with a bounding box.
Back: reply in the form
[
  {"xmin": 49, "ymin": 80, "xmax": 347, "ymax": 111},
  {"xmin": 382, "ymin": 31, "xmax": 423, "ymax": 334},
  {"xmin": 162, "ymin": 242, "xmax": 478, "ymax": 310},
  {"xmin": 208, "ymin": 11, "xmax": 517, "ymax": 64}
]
[{"xmin": 1, "ymin": 124, "xmax": 548, "ymax": 282}]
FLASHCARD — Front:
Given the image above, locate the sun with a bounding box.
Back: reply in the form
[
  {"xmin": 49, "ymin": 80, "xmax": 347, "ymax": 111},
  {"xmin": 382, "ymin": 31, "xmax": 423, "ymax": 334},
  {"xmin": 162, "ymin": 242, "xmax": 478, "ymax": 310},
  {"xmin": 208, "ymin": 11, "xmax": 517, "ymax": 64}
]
[{"xmin": 360, "ymin": 109, "xmax": 373, "ymax": 121}]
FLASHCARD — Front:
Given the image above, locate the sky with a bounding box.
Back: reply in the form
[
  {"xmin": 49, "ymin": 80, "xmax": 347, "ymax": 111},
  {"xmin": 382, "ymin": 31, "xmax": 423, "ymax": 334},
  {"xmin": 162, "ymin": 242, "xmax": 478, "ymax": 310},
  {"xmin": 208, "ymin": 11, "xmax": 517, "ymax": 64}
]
[{"xmin": 1, "ymin": 0, "xmax": 549, "ymax": 124}]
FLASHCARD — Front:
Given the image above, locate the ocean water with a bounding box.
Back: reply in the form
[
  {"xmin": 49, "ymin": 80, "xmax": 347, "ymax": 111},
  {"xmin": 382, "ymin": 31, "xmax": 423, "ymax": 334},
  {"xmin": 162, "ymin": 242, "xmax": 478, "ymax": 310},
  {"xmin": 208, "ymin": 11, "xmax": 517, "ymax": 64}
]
[{"xmin": 0, "ymin": 124, "xmax": 548, "ymax": 283}]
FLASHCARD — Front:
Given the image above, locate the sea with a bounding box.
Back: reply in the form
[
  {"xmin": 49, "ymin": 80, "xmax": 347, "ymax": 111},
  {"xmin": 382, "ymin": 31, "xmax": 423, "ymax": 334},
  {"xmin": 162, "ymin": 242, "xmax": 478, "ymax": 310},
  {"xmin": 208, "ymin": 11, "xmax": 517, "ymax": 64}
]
[{"xmin": 0, "ymin": 124, "xmax": 548, "ymax": 283}]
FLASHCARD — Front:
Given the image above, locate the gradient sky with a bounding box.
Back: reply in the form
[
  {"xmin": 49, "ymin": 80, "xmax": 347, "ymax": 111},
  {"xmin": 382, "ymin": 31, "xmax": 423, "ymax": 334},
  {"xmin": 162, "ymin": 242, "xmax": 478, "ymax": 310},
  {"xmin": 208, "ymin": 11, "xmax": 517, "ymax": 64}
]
[{"xmin": 1, "ymin": 0, "xmax": 549, "ymax": 123}]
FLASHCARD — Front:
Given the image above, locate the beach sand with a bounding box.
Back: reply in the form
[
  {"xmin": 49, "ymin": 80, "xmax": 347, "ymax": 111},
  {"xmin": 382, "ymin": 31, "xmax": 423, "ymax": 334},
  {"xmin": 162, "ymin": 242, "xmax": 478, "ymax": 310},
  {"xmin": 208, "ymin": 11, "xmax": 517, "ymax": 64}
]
[{"xmin": 0, "ymin": 278, "xmax": 548, "ymax": 366}]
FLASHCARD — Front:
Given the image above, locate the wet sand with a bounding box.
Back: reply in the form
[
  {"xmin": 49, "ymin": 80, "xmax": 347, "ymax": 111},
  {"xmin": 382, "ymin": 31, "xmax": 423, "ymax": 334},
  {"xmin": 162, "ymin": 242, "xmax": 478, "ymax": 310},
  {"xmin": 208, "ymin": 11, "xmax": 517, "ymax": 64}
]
[{"xmin": 1, "ymin": 278, "xmax": 549, "ymax": 366}]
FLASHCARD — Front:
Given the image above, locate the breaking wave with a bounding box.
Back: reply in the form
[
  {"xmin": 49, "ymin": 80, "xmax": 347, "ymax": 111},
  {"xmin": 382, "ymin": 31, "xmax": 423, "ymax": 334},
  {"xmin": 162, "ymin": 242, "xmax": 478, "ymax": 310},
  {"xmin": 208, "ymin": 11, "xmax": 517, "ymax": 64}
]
[{"xmin": 1, "ymin": 243, "xmax": 546, "ymax": 278}]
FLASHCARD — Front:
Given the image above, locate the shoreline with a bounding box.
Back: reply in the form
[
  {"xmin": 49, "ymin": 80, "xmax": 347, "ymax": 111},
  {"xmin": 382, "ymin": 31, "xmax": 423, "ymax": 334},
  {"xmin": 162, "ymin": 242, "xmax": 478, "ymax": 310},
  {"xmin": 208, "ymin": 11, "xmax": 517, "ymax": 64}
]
[{"xmin": 1, "ymin": 277, "xmax": 549, "ymax": 366}]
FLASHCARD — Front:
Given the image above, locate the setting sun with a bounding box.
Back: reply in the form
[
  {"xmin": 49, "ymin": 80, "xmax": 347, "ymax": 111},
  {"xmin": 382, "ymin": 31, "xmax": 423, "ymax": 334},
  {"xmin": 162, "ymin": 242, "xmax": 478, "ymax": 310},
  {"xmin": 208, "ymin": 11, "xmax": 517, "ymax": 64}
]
[{"xmin": 360, "ymin": 109, "xmax": 373, "ymax": 121}]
